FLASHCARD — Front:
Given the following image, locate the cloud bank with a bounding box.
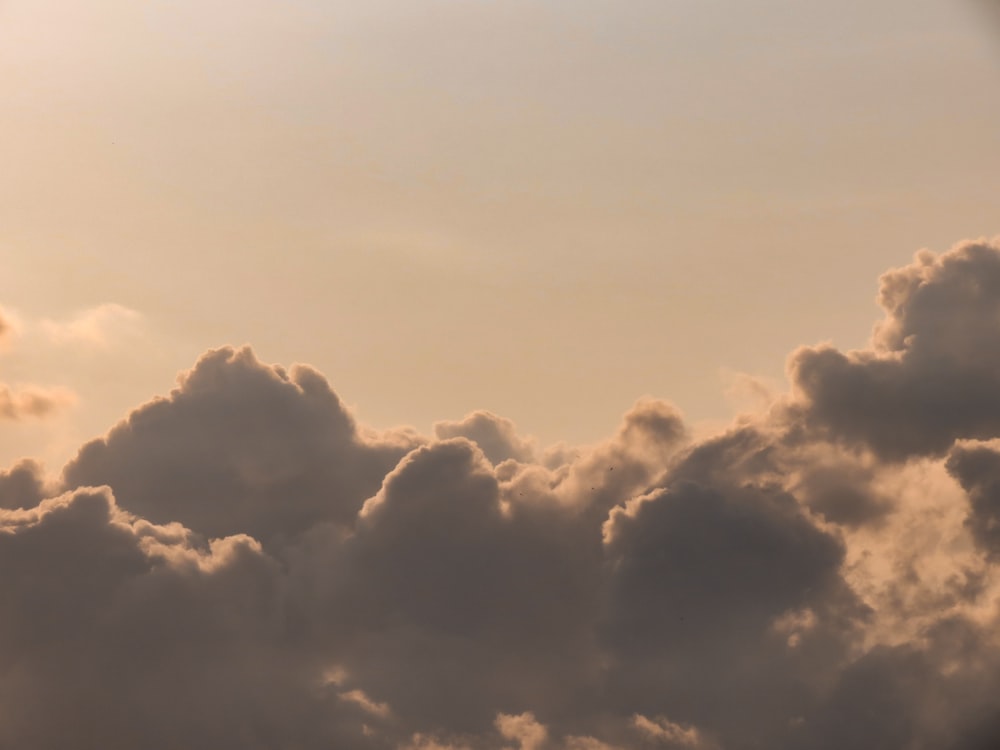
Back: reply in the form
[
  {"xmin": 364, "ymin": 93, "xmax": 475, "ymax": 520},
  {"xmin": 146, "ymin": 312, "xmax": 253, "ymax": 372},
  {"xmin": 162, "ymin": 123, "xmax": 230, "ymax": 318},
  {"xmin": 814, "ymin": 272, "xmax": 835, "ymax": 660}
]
[{"xmin": 3, "ymin": 238, "xmax": 1000, "ymax": 748}]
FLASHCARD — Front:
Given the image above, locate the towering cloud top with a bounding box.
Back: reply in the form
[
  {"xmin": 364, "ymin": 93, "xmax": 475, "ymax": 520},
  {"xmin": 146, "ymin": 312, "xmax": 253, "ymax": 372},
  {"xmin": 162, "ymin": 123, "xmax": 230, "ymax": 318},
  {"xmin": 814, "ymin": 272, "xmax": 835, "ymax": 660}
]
[{"xmin": 2, "ymin": 238, "xmax": 1000, "ymax": 748}]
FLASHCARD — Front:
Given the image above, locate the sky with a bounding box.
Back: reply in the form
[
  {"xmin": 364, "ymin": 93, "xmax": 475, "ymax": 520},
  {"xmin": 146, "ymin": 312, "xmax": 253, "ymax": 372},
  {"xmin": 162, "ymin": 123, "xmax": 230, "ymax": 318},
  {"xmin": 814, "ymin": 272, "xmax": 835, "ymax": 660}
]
[
  {"xmin": 2, "ymin": 1, "xmax": 1000, "ymax": 748},
  {"xmin": 2, "ymin": 0, "xmax": 999, "ymax": 466}
]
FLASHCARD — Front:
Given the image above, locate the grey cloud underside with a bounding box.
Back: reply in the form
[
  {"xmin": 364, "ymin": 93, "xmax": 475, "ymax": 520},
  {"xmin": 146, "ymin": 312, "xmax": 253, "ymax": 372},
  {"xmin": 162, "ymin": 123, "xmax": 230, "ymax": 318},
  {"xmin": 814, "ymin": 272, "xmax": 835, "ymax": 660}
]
[{"xmin": 4, "ymin": 238, "xmax": 1000, "ymax": 748}]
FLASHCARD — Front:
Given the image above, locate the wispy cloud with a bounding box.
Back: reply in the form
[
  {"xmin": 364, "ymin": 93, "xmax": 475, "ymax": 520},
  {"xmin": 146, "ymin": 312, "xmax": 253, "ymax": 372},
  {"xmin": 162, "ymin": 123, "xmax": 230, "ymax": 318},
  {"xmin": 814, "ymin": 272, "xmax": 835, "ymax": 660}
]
[
  {"xmin": 0, "ymin": 383, "xmax": 75, "ymax": 420},
  {"xmin": 338, "ymin": 689, "xmax": 391, "ymax": 719},
  {"xmin": 0, "ymin": 307, "xmax": 21, "ymax": 352},
  {"xmin": 632, "ymin": 715, "xmax": 708, "ymax": 748},
  {"xmin": 40, "ymin": 303, "xmax": 141, "ymax": 347}
]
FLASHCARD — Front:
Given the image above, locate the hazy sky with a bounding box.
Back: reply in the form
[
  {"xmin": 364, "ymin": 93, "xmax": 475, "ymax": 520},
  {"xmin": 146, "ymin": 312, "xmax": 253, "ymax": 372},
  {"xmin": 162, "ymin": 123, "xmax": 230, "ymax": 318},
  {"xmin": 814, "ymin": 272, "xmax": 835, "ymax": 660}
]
[
  {"xmin": 2, "ymin": 0, "xmax": 999, "ymax": 466},
  {"xmin": 3, "ymin": 4, "xmax": 1000, "ymax": 749}
]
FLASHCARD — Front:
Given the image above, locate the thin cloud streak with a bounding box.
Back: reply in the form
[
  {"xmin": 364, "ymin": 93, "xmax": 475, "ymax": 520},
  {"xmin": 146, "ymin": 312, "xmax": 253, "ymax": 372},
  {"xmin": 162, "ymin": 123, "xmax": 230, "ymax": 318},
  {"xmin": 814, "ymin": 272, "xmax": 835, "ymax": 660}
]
[
  {"xmin": 0, "ymin": 308, "xmax": 19, "ymax": 351},
  {"xmin": 0, "ymin": 383, "xmax": 75, "ymax": 420},
  {"xmin": 39, "ymin": 303, "xmax": 142, "ymax": 348}
]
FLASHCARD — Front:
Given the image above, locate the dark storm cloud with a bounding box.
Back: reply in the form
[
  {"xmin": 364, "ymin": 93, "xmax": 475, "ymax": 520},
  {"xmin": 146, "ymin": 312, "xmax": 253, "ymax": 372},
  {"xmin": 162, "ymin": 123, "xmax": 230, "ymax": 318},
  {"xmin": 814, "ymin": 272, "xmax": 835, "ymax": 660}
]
[
  {"xmin": 7, "ymin": 238, "xmax": 1000, "ymax": 747},
  {"xmin": 324, "ymin": 438, "xmax": 606, "ymax": 736},
  {"xmin": 0, "ymin": 488, "xmax": 343, "ymax": 749},
  {"xmin": 0, "ymin": 458, "xmax": 49, "ymax": 509},
  {"xmin": 796, "ymin": 615, "xmax": 1000, "ymax": 750},
  {"xmin": 60, "ymin": 346, "xmax": 420, "ymax": 546},
  {"xmin": 599, "ymin": 479, "xmax": 867, "ymax": 750},
  {"xmin": 946, "ymin": 441, "xmax": 1000, "ymax": 557},
  {"xmin": 788, "ymin": 238, "xmax": 1000, "ymax": 460},
  {"xmin": 787, "ymin": 458, "xmax": 893, "ymax": 528}
]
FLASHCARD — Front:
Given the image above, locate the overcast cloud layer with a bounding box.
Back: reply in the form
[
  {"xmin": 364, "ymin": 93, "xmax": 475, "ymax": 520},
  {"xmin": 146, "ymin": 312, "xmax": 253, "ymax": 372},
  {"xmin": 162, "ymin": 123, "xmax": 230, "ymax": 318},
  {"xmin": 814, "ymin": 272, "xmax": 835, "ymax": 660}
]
[{"xmin": 4, "ymin": 239, "xmax": 1000, "ymax": 748}]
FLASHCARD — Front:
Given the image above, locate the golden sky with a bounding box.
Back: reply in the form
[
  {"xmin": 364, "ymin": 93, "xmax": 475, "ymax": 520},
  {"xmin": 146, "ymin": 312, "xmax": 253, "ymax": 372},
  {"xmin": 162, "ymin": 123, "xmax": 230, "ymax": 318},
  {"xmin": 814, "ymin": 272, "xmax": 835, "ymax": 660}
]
[{"xmin": 1, "ymin": 0, "xmax": 998, "ymax": 464}]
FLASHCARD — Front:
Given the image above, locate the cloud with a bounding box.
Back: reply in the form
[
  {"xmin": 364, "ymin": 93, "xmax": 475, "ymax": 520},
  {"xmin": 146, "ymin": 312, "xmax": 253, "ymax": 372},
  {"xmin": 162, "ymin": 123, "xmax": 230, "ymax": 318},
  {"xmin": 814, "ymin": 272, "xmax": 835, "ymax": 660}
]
[
  {"xmin": 434, "ymin": 411, "xmax": 536, "ymax": 465},
  {"xmin": 40, "ymin": 303, "xmax": 141, "ymax": 347},
  {"xmin": 0, "ymin": 309, "xmax": 75, "ymax": 418},
  {"xmin": 0, "ymin": 458, "xmax": 51, "ymax": 510},
  {"xmin": 496, "ymin": 712, "xmax": 548, "ymax": 750},
  {"xmin": 946, "ymin": 441, "xmax": 1000, "ymax": 558},
  {"xmin": 0, "ymin": 303, "xmax": 74, "ymax": 420},
  {"xmin": 339, "ymin": 689, "xmax": 392, "ymax": 719},
  {"xmin": 0, "ymin": 382, "xmax": 75, "ymax": 420},
  {"xmin": 8, "ymin": 238, "xmax": 1000, "ymax": 747},
  {"xmin": 402, "ymin": 736, "xmax": 473, "ymax": 750},
  {"xmin": 0, "ymin": 487, "xmax": 337, "ymax": 749},
  {"xmin": 563, "ymin": 738, "xmax": 622, "ymax": 750},
  {"xmin": 787, "ymin": 238, "xmax": 1000, "ymax": 460},
  {"xmin": 0, "ymin": 307, "xmax": 20, "ymax": 351},
  {"xmin": 631, "ymin": 715, "xmax": 706, "ymax": 748},
  {"xmin": 61, "ymin": 345, "xmax": 420, "ymax": 546}
]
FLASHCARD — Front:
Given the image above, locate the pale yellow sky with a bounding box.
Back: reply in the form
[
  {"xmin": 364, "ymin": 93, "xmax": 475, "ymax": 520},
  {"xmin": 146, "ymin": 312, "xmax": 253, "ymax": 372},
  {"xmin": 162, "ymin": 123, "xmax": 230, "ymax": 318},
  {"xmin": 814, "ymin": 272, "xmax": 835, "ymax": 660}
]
[{"xmin": 1, "ymin": 0, "xmax": 998, "ymax": 468}]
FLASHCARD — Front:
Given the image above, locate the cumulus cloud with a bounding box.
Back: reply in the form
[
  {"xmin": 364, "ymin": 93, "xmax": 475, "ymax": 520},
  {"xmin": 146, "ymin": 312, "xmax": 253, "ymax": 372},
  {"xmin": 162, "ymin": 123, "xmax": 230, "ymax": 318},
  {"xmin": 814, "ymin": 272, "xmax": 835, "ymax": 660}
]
[
  {"xmin": 61, "ymin": 346, "xmax": 420, "ymax": 546},
  {"xmin": 788, "ymin": 238, "xmax": 1000, "ymax": 460},
  {"xmin": 7, "ymin": 239, "xmax": 1000, "ymax": 747},
  {"xmin": 434, "ymin": 411, "xmax": 537, "ymax": 465},
  {"xmin": 0, "ymin": 458, "xmax": 51, "ymax": 509},
  {"xmin": 0, "ymin": 488, "xmax": 334, "ymax": 749}
]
